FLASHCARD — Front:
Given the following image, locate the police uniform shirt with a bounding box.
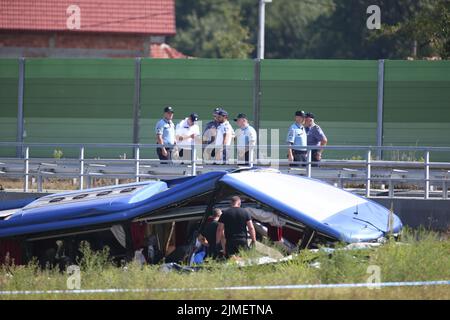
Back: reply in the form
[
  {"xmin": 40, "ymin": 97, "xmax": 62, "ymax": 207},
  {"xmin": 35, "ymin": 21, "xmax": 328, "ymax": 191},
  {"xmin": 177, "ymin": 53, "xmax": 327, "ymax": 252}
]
[
  {"xmin": 176, "ymin": 118, "xmax": 200, "ymax": 149},
  {"xmin": 236, "ymin": 125, "xmax": 257, "ymax": 150},
  {"xmin": 306, "ymin": 124, "xmax": 326, "ymax": 146},
  {"xmin": 155, "ymin": 118, "xmax": 175, "ymax": 146},
  {"xmin": 215, "ymin": 120, "xmax": 235, "ymax": 146},
  {"xmin": 202, "ymin": 120, "xmax": 219, "ymax": 144},
  {"xmin": 287, "ymin": 122, "xmax": 307, "ymax": 151}
]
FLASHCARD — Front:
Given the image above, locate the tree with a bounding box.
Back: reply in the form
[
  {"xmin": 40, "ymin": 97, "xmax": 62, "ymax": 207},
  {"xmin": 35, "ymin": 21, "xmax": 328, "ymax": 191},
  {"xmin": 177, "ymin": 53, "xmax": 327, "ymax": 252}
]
[
  {"xmin": 263, "ymin": 0, "xmax": 449, "ymax": 59},
  {"xmin": 169, "ymin": 0, "xmax": 449, "ymax": 59},
  {"xmin": 371, "ymin": 0, "xmax": 450, "ymax": 58},
  {"xmin": 169, "ymin": 1, "xmax": 254, "ymax": 58},
  {"xmin": 264, "ymin": 0, "xmax": 336, "ymax": 59},
  {"xmin": 297, "ymin": 0, "xmax": 436, "ymax": 59}
]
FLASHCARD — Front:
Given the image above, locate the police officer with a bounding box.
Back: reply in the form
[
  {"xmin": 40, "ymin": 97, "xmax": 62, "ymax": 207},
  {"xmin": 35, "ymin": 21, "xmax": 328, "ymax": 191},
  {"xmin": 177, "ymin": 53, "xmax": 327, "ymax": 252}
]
[
  {"xmin": 287, "ymin": 110, "xmax": 307, "ymax": 167},
  {"xmin": 202, "ymin": 107, "xmax": 221, "ymax": 161},
  {"xmin": 155, "ymin": 106, "xmax": 175, "ymax": 162},
  {"xmin": 215, "ymin": 109, "xmax": 234, "ymax": 163},
  {"xmin": 305, "ymin": 112, "xmax": 328, "ymax": 166},
  {"xmin": 234, "ymin": 113, "xmax": 257, "ymax": 165},
  {"xmin": 175, "ymin": 113, "xmax": 200, "ymax": 160}
]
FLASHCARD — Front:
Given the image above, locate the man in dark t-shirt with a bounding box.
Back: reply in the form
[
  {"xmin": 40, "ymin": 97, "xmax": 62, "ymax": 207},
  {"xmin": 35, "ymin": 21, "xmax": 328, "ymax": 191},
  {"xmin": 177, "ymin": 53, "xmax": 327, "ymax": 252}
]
[
  {"xmin": 200, "ymin": 208, "xmax": 222, "ymax": 258},
  {"xmin": 216, "ymin": 196, "xmax": 256, "ymax": 257}
]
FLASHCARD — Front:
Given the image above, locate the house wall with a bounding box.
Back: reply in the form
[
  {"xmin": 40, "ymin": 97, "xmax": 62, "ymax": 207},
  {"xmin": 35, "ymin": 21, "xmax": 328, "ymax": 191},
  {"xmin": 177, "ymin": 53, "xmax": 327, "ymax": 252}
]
[{"xmin": 0, "ymin": 31, "xmax": 156, "ymax": 58}]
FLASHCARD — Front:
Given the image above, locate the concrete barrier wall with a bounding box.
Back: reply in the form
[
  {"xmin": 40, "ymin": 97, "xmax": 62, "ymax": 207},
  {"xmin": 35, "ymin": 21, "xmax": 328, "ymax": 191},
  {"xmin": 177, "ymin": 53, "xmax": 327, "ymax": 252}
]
[{"xmin": 373, "ymin": 198, "xmax": 450, "ymax": 231}]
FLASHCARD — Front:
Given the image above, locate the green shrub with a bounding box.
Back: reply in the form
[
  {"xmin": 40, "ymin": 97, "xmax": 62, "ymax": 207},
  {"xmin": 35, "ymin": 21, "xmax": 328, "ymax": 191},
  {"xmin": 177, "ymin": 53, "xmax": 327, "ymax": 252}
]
[
  {"xmin": 77, "ymin": 241, "xmax": 111, "ymax": 273},
  {"xmin": 53, "ymin": 149, "xmax": 64, "ymax": 159}
]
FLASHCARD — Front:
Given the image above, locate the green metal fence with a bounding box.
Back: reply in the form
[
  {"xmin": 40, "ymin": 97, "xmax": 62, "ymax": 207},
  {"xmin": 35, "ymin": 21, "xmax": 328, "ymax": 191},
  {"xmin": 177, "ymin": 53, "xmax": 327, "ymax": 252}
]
[
  {"xmin": 0, "ymin": 59, "xmax": 18, "ymax": 157},
  {"xmin": 139, "ymin": 59, "xmax": 254, "ymax": 159},
  {"xmin": 0, "ymin": 58, "xmax": 449, "ymax": 160},
  {"xmin": 22, "ymin": 59, "xmax": 135, "ymax": 158},
  {"xmin": 260, "ymin": 59, "xmax": 379, "ymax": 159},
  {"xmin": 382, "ymin": 60, "xmax": 450, "ymax": 161}
]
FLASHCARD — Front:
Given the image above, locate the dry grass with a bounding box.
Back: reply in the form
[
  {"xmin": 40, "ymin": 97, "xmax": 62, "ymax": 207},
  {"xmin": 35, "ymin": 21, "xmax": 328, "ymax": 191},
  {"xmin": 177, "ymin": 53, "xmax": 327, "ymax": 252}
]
[
  {"xmin": 1, "ymin": 229, "xmax": 449, "ymax": 300},
  {"xmin": 0, "ymin": 178, "xmax": 136, "ymax": 192}
]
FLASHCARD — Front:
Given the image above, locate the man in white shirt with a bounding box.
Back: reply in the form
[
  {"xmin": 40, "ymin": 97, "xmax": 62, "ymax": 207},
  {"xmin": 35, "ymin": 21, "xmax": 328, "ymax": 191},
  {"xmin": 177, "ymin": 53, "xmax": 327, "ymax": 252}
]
[
  {"xmin": 176, "ymin": 113, "xmax": 200, "ymax": 161},
  {"xmin": 234, "ymin": 113, "xmax": 257, "ymax": 165},
  {"xmin": 214, "ymin": 109, "xmax": 234, "ymax": 163}
]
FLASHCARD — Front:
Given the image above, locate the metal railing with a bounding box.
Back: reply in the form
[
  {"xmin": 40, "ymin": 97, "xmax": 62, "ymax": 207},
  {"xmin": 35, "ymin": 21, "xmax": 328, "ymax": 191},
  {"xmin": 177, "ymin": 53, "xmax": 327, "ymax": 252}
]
[{"xmin": 1, "ymin": 142, "xmax": 450, "ymax": 199}]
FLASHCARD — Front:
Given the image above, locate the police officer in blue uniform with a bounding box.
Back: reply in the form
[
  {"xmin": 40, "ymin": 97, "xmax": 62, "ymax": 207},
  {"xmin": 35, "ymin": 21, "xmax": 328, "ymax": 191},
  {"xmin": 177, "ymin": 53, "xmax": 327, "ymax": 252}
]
[
  {"xmin": 305, "ymin": 112, "xmax": 328, "ymax": 167},
  {"xmin": 287, "ymin": 110, "xmax": 307, "ymax": 167},
  {"xmin": 155, "ymin": 106, "xmax": 176, "ymax": 162},
  {"xmin": 202, "ymin": 107, "xmax": 222, "ymax": 160}
]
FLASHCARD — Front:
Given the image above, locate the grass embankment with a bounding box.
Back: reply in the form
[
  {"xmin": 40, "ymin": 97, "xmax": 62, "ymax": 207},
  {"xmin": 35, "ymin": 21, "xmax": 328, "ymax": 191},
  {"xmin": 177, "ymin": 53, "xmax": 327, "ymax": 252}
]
[{"xmin": 1, "ymin": 229, "xmax": 449, "ymax": 300}]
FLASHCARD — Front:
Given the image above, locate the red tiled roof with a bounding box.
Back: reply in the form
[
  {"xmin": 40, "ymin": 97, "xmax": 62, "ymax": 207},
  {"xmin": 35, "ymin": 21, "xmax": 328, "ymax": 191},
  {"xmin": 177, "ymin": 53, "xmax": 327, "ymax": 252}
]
[
  {"xmin": 0, "ymin": 0, "xmax": 175, "ymax": 35},
  {"xmin": 150, "ymin": 43, "xmax": 188, "ymax": 59}
]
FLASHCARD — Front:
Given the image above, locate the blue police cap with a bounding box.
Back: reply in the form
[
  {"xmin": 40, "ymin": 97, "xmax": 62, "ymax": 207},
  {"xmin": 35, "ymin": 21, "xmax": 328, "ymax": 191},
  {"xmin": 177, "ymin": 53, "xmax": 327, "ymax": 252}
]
[
  {"xmin": 190, "ymin": 113, "xmax": 199, "ymax": 122},
  {"xmin": 217, "ymin": 109, "xmax": 228, "ymax": 117}
]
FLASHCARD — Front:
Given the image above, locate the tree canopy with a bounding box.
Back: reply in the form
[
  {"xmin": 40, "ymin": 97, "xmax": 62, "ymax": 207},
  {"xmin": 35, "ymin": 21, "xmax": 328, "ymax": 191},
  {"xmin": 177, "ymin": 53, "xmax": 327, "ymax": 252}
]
[
  {"xmin": 168, "ymin": 0, "xmax": 450, "ymax": 59},
  {"xmin": 169, "ymin": 1, "xmax": 253, "ymax": 58}
]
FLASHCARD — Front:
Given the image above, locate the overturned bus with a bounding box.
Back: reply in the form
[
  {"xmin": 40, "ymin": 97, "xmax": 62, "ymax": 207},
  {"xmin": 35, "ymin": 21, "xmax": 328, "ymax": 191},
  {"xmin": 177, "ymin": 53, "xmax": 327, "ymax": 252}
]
[{"xmin": 0, "ymin": 168, "xmax": 402, "ymax": 267}]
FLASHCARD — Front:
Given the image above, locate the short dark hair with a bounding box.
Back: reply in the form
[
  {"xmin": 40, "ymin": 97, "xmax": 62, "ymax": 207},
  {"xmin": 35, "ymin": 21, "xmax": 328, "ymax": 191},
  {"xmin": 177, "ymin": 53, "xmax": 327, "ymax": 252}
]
[
  {"xmin": 230, "ymin": 196, "xmax": 241, "ymax": 205},
  {"xmin": 213, "ymin": 208, "xmax": 222, "ymax": 217}
]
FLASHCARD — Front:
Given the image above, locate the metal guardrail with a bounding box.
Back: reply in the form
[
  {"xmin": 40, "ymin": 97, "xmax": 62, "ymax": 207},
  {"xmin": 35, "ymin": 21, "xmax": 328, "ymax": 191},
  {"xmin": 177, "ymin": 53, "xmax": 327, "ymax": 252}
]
[{"xmin": 1, "ymin": 142, "xmax": 450, "ymax": 199}]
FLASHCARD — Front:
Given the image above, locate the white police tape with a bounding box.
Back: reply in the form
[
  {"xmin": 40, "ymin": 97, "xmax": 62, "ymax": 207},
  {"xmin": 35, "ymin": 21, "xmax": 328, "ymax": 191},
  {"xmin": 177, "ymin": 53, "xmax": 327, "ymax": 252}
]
[{"xmin": 0, "ymin": 280, "xmax": 449, "ymax": 295}]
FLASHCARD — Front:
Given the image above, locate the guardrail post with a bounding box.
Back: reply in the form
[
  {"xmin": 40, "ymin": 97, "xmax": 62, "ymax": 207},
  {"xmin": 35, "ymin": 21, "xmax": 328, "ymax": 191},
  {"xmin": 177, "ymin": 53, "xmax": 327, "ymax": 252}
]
[
  {"xmin": 306, "ymin": 149, "xmax": 312, "ymax": 178},
  {"xmin": 424, "ymin": 150, "xmax": 430, "ymax": 199},
  {"xmin": 388, "ymin": 180, "xmax": 394, "ymax": 198},
  {"xmin": 135, "ymin": 146, "xmax": 140, "ymax": 182},
  {"xmin": 86, "ymin": 175, "xmax": 91, "ymax": 189},
  {"xmin": 23, "ymin": 146, "xmax": 29, "ymax": 192},
  {"xmin": 37, "ymin": 174, "xmax": 42, "ymax": 193},
  {"xmin": 444, "ymin": 179, "xmax": 448, "ymax": 200},
  {"xmin": 388, "ymin": 168, "xmax": 394, "ymax": 198},
  {"xmin": 191, "ymin": 140, "xmax": 197, "ymax": 176},
  {"xmin": 79, "ymin": 147, "xmax": 84, "ymax": 190},
  {"xmin": 366, "ymin": 150, "xmax": 371, "ymax": 197}
]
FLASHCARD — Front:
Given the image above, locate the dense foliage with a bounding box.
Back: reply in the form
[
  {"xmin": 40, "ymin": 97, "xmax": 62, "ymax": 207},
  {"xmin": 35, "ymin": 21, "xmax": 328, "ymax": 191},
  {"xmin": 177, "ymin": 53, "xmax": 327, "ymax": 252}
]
[{"xmin": 169, "ymin": 0, "xmax": 450, "ymax": 59}]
